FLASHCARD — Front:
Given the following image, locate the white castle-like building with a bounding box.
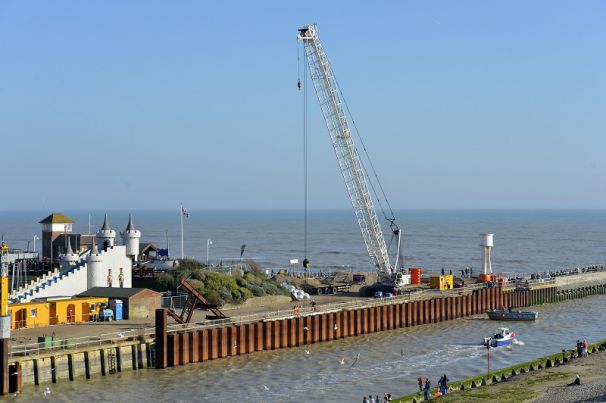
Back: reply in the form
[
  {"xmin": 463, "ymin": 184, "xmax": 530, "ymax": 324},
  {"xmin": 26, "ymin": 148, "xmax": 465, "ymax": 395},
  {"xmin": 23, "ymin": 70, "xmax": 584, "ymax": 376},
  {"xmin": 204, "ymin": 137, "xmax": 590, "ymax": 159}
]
[{"xmin": 10, "ymin": 213, "xmax": 141, "ymax": 303}]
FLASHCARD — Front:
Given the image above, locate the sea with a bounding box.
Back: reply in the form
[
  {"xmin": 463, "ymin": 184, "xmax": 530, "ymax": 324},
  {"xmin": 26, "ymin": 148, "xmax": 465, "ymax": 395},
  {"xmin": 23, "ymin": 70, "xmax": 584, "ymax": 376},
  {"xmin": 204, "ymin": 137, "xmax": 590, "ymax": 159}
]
[{"xmin": 1, "ymin": 209, "xmax": 606, "ymax": 402}]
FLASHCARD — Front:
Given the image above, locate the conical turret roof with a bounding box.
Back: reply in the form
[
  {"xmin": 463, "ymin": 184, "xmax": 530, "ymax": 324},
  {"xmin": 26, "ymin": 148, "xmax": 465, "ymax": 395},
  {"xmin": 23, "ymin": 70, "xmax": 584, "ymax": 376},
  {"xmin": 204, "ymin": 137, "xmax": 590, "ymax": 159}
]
[
  {"xmin": 125, "ymin": 213, "xmax": 136, "ymax": 231},
  {"xmin": 101, "ymin": 213, "xmax": 112, "ymax": 231},
  {"xmin": 90, "ymin": 239, "xmax": 99, "ymax": 255},
  {"xmin": 66, "ymin": 237, "xmax": 74, "ymax": 255}
]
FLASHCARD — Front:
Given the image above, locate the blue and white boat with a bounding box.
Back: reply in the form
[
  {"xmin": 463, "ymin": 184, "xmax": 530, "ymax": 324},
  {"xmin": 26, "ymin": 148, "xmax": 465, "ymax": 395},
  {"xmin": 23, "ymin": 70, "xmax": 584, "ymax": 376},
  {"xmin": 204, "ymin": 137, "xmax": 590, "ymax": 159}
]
[{"xmin": 483, "ymin": 327, "xmax": 516, "ymax": 347}]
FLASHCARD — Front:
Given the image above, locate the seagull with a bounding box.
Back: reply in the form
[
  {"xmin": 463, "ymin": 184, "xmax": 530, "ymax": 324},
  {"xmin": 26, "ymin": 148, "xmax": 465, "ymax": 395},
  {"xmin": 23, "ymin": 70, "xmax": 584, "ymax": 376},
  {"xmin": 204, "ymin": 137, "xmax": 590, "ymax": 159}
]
[
  {"xmin": 334, "ymin": 324, "xmax": 338, "ymax": 331},
  {"xmin": 305, "ymin": 348, "xmax": 310, "ymax": 355},
  {"xmin": 340, "ymin": 358, "xmax": 345, "ymax": 365},
  {"xmin": 43, "ymin": 387, "xmax": 51, "ymax": 396},
  {"xmin": 303, "ymin": 326, "xmax": 309, "ymax": 331},
  {"xmin": 262, "ymin": 385, "xmax": 270, "ymax": 391},
  {"xmin": 46, "ymin": 368, "xmax": 56, "ymax": 373}
]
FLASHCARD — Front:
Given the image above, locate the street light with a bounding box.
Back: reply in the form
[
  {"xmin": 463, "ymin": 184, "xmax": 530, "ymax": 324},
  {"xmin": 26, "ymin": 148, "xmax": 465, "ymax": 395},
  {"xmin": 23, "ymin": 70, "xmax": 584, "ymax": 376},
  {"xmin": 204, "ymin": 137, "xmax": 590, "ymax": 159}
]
[
  {"xmin": 33, "ymin": 235, "xmax": 39, "ymax": 254},
  {"xmin": 206, "ymin": 238, "xmax": 213, "ymax": 267}
]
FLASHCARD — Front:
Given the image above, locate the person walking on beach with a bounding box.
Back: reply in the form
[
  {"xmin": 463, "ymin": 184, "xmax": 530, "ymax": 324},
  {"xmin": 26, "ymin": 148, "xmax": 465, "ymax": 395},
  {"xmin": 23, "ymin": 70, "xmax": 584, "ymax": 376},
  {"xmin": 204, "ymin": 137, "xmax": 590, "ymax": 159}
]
[
  {"xmin": 417, "ymin": 376, "xmax": 424, "ymax": 391},
  {"xmin": 576, "ymin": 340, "xmax": 582, "ymax": 357},
  {"xmin": 582, "ymin": 340, "xmax": 588, "ymax": 357},
  {"xmin": 363, "ymin": 396, "xmax": 369, "ymax": 403},
  {"xmin": 424, "ymin": 378, "xmax": 431, "ymax": 401},
  {"xmin": 441, "ymin": 374, "xmax": 449, "ymax": 394}
]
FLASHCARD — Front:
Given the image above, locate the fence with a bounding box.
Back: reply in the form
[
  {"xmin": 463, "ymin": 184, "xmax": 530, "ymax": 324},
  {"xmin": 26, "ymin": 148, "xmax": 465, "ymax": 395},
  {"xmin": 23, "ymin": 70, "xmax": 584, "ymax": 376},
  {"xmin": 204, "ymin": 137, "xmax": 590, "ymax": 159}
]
[
  {"xmin": 160, "ymin": 292, "xmax": 189, "ymax": 310},
  {"xmin": 9, "ymin": 327, "xmax": 156, "ymax": 358}
]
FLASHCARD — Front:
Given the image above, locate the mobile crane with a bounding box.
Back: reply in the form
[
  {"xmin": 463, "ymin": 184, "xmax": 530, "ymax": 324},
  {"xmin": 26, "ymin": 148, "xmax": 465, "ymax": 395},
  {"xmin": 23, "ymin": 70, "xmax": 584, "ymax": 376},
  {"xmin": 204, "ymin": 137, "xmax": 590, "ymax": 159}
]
[{"xmin": 298, "ymin": 25, "xmax": 407, "ymax": 290}]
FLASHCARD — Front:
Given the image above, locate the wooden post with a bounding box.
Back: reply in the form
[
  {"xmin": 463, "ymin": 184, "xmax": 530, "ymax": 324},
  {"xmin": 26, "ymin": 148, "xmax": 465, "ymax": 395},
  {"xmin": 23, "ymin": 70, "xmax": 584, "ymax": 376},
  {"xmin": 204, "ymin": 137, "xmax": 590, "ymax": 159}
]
[{"xmin": 154, "ymin": 309, "xmax": 167, "ymax": 369}]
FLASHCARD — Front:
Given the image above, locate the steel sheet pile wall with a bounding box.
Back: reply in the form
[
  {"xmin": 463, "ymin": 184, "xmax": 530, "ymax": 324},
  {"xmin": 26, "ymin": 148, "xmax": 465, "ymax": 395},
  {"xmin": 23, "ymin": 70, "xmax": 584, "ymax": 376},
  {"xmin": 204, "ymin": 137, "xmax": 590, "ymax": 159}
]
[
  {"xmin": 155, "ymin": 286, "xmax": 568, "ymax": 369},
  {"xmin": 8, "ymin": 284, "xmax": 606, "ymax": 391}
]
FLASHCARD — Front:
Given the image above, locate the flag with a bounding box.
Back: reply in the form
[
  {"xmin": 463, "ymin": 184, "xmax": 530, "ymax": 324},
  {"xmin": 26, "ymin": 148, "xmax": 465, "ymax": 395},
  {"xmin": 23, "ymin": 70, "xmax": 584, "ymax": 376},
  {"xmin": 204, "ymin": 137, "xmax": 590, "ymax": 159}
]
[
  {"xmin": 181, "ymin": 207, "xmax": 190, "ymax": 217},
  {"xmin": 240, "ymin": 244, "xmax": 246, "ymax": 258}
]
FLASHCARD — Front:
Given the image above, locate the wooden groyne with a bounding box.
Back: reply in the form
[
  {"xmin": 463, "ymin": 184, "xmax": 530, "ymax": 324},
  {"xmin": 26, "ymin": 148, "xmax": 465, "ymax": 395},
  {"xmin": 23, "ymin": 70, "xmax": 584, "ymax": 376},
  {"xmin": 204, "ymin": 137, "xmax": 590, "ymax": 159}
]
[{"xmin": 394, "ymin": 338, "xmax": 606, "ymax": 403}]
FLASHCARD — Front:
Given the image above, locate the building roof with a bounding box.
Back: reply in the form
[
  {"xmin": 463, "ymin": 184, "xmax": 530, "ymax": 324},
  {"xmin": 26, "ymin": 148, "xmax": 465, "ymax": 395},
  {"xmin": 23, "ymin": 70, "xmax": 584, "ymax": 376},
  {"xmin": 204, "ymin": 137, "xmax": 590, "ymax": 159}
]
[
  {"xmin": 78, "ymin": 287, "xmax": 160, "ymax": 299},
  {"xmin": 125, "ymin": 213, "xmax": 136, "ymax": 231},
  {"xmin": 39, "ymin": 213, "xmax": 75, "ymax": 224},
  {"xmin": 140, "ymin": 243, "xmax": 160, "ymax": 253},
  {"xmin": 101, "ymin": 213, "xmax": 112, "ymax": 231}
]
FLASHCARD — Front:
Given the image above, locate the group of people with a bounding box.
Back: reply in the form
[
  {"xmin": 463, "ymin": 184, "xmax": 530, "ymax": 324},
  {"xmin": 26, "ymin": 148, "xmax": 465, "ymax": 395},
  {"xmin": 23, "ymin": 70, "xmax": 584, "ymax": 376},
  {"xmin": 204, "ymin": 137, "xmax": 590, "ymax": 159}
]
[
  {"xmin": 529, "ymin": 264, "xmax": 606, "ymax": 281},
  {"xmin": 417, "ymin": 374, "xmax": 449, "ymax": 400},
  {"xmin": 576, "ymin": 339, "xmax": 589, "ymax": 357},
  {"xmin": 361, "ymin": 393, "xmax": 392, "ymax": 402},
  {"xmin": 458, "ymin": 268, "xmax": 474, "ymax": 278}
]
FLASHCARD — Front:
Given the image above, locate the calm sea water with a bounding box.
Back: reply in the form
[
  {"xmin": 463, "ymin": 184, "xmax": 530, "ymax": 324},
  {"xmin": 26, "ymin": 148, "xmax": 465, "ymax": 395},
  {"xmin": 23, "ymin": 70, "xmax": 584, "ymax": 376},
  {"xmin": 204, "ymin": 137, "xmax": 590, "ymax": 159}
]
[
  {"xmin": 1, "ymin": 210, "xmax": 605, "ymax": 274},
  {"xmin": 1, "ymin": 210, "xmax": 606, "ymax": 402}
]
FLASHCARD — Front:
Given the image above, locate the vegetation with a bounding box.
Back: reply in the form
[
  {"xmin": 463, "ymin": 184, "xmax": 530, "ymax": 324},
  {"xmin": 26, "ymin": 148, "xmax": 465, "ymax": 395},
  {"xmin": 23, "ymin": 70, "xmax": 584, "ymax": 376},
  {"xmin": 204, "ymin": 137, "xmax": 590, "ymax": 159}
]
[
  {"xmin": 134, "ymin": 259, "xmax": 290, "ymax": 307},
  {"xmin": 394, "ymin": 339, "xmax": 606, "ymax": 403}
]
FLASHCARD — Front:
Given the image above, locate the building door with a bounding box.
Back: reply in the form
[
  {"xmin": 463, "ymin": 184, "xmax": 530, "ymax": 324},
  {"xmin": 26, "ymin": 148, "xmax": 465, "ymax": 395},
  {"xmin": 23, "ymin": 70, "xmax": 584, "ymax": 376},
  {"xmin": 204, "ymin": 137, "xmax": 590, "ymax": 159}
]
[
  {"xmin": 66, "ymin": 304, "xmax": 76, "ymax": 323},
  {"xmin": 50, "ymin": 304, "xmax": 57, "ymax": 325},
  {"xmin": 82, "ymin": 303, "xmax": 90, "ymax": 322}
]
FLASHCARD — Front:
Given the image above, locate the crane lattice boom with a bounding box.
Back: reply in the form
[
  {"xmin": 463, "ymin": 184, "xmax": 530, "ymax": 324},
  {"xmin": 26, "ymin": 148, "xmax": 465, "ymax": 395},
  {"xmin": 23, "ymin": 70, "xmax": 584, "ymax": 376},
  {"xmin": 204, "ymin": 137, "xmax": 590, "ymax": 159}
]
[{"xmin": 298, "ymin": 25, "xmax": 393, "ymax": 277}]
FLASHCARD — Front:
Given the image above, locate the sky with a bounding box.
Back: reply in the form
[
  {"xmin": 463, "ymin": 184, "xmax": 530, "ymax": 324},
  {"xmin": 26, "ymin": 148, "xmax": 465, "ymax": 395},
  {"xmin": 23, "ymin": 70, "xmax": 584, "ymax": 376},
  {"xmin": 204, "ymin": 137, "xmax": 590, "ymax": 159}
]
[{"xmin": 0, "ymin": 1, "xmax": 604, "ymax": 211}]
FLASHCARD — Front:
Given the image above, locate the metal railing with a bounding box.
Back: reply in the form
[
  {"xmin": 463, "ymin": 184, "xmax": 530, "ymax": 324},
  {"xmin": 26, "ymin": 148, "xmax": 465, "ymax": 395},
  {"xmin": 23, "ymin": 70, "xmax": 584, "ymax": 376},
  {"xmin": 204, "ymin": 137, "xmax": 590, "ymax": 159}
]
[
  {"xmin": 11, "ymin": 274, "xmax": 573, "ymax": 358},
  {"xmin": 9, "ymin": 326, "xmax": 155, "ymax": 358}
]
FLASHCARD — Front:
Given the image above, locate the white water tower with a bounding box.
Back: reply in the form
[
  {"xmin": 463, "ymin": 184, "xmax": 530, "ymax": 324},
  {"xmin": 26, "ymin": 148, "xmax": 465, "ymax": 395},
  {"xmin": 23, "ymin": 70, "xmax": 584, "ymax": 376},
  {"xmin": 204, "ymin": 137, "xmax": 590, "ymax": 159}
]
[{"xmin": 480, "ymin": 233, "xmax": 494, "ymax": 275}]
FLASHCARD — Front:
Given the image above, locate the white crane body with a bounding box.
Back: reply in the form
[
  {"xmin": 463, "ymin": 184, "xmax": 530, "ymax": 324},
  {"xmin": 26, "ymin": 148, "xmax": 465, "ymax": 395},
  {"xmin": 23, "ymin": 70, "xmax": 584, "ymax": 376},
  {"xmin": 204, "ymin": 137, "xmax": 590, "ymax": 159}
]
[{"xmin": 298, "ymin": 25, "xmax": 404, "ymax": 287}]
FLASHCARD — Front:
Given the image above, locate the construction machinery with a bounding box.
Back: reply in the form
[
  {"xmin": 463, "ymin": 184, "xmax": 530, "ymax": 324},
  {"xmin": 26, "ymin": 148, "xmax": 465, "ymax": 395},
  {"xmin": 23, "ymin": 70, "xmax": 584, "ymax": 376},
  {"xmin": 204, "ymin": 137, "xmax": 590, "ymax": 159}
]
[
  {"xmin": 167, "ymin": 278, "xmax": 227, "ymax": 323},
  {"xmin": 298, "ymin": 25, "xmax": 407, "ymax": 290}
]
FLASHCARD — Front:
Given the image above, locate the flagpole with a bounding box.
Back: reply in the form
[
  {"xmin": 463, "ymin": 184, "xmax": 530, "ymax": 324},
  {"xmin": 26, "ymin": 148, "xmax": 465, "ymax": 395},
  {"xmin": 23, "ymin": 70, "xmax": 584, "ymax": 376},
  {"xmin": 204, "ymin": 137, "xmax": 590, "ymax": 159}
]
[{"xmin": 180, "ymin": 205, "xmax": 184, "ymax": 260}]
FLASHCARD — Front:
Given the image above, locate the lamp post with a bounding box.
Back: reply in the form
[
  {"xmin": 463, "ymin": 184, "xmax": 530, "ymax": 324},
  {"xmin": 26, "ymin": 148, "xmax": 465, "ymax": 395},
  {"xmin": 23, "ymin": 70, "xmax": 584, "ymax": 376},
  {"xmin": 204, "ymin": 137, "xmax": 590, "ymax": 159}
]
[
  {"xmin": 33, "ymin": 235, "xmax": 39, "ymax": 254},
  {"xmin": 206, "ymin": 238, "xmax": 213, "ymax": 267},
  {"xmin": 486, "ymin": 343, "xmax": 491, "ymax": 376}
]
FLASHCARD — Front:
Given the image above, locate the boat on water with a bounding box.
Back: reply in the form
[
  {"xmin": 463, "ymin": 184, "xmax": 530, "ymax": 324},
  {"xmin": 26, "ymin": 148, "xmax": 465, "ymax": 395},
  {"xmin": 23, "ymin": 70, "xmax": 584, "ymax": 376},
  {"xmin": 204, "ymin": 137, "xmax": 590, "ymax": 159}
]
[
  {"xmin": 483, "ymin": 327, "xmax": 516, "ymax": 347},
  {"xmin": 487, "ymin": 308, "xmax": 539, "ymax": 321}
]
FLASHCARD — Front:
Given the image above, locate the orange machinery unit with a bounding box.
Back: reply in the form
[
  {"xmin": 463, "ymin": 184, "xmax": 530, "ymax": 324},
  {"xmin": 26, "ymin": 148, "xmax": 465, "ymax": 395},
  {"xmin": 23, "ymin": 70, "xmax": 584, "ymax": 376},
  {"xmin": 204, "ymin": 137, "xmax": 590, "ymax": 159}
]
[
  {"xmin": 478, "ymin": 273, "xmax": 495, "ymax": 283},
  {"xmin": 409, "ymin": 267, "xmax": 422, "ymax": 285}
]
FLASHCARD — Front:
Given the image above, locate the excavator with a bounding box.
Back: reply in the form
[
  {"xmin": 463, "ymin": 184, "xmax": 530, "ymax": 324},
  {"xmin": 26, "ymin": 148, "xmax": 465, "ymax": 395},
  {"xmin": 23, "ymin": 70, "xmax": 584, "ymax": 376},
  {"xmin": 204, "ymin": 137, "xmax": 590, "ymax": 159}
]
[{"xmin": 298, "ymin": 25, "xmax": 407, "ymax": 291}]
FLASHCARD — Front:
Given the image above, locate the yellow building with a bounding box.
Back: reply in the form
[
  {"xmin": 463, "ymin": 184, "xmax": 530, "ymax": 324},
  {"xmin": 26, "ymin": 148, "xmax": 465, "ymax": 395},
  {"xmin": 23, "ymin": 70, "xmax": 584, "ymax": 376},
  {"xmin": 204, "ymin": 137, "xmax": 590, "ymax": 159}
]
[
  {"xmin": 429, "ymin": 275, "xmax": 454, "ymax": 290},
  {"xmin": 9, "ymin": 296, "xmax": 108, "ymax": 329}
]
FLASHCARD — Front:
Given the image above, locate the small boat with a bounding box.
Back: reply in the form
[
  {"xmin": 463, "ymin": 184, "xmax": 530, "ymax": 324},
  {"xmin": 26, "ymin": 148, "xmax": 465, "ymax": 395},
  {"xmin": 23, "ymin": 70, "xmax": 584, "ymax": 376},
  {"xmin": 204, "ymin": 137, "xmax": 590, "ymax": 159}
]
[
  {"xmin": 483, "ymin": 327, "xmax": 516, "ymax": 347},
  {"xmin": 487, "ymin": 309, "xmax": 539, "ymax": 321}
]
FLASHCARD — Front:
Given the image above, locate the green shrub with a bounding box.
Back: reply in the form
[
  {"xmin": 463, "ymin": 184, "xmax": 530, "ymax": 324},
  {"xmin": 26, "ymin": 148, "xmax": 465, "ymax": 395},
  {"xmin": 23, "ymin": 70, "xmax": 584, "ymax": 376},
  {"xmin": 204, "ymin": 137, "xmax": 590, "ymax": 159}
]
[{"xmin": 142, "ymin": 258, "xmax": 290, "ymax": 307}]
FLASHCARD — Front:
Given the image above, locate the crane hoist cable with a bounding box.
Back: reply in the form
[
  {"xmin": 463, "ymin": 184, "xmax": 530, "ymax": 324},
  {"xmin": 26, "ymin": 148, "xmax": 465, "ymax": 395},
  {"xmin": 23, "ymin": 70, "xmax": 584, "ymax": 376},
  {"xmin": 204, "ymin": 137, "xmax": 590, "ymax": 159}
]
[
  {"xmin": 334, "ymin": 76, "xmax": 396, "ymax": 225},
  {"xmin": 335, "ymin": 78, "xmax": 404, "ymax": 268},
  {"xmin": 299, "ymin": 38, "xmax": 310, "ymax": 269}
]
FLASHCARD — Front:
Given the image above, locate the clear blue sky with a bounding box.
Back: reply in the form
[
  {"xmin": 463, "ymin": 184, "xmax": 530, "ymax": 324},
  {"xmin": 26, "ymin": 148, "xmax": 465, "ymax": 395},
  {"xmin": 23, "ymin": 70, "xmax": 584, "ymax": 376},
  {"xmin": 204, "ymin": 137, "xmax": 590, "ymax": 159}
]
[{"xmin": 1, "ymin": 1, "xmax": 604, "ymax": 211}]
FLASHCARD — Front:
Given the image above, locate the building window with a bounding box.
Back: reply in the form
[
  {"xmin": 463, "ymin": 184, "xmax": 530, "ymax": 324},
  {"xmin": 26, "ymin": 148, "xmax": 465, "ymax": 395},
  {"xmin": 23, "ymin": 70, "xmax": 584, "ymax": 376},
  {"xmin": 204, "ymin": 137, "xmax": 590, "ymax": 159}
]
[{"xmin": 30, "ymin": 309, "xmax": 37, "ymax": 318}]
